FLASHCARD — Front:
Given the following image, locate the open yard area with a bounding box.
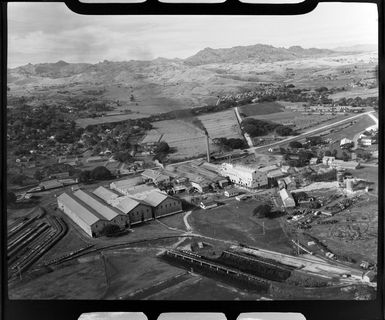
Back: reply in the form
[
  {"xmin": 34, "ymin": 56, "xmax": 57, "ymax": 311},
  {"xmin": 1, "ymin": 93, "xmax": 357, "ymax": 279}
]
[{"xmin": 189, "ymin": 200, "xmax": 293, "ymax": 254}]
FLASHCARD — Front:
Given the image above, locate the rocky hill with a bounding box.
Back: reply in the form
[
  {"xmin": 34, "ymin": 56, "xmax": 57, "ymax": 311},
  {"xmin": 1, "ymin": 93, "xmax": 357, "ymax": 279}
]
[
  {"xmin": 184, "ymin": 44, "xmax": 334, "ymax": 66},
  {"xmin": 7, "ymin": 44, "xmax": 377, "ymax": 112}
]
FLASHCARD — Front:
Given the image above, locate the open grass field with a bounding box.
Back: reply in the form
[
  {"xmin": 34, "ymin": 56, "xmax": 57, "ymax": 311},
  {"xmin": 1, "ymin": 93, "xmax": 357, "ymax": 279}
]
[
  {"xmin": 197, "ymin": 109, "xmax": 243, "ymax": 139},
  {"xmin": 102, "ymin": 248, "xmax": 187, "ymax": 299},
  {"xmin": 189, "ymin": 200, "xmax": 293, "ymax": 254},
  {"xmin": 144, "ymin": 109, "xmax": 242, "ymax": 160},
  {"xmin": 239, "ymin": 102, "xmax": 284, "ymax": 117},
  {"xmin": 9, "ymin": 257, "xmax": 107, "ymax": 299},
  {"xmin": 150, "ymin": 120, "xmax": 211, "ymax": 160}
]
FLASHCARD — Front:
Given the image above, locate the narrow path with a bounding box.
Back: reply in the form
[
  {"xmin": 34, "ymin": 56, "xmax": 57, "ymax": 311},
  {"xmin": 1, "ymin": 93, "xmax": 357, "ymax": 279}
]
[{"xmin": 183, "ymin": 210, "xmax": 193, "ymax": 232}]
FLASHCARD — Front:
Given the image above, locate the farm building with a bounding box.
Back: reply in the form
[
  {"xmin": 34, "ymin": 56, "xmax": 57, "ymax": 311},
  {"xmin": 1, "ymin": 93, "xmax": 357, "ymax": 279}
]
[
  {"xmin": 200, "ymin": 200, "xmax": 218, "ymax": 210},
  {"xmin": 218, "ymin": 179, "xmax": 229, "ymax": 188},
  {"xmin": 172, "ymin": 184, "xmax": 188, "ymax": 194},
  {"xmin": 258, "ymin": 164, "xmax": 280, "ymax": 174},
  {"xmin": 279, "ymin": 189, "xmax": 296, "ymax": 208},
  {"xmin": 340, "ymin": 138, "xmax": 352, "ymax": 147},
  {"xmin": 141, "ymin": 169, "xmax": 171, "ymax": 185},
  {"xmin": 331, "ymin": 160, "xmax": 361, "ymax": 170},
  {"xmin": 114, "ymin": 197, "xmax": 153, "ymax": 224},
  {"xmin": 86, "ymin": 156, "xmax": 108, "ymax": 163},
  {"xmin": 110, "ymin": 178, "xmax": 147, "ymax": 195},
  {"xmin": 282, "ymin": 176, "xmax": 297, "ymax": 190},
  {"xmin": 224, "ymin": 188, "xmax": 240, "ymax": 197},
  {"xmin": 360, "ymin": 138, "xmax": 374, "ymax": 146},
  {"xmin": 39, "ymin": 179, "xmax": 63, "ymax": 190},
  {"xmin": 220, "ymin": 163, "xmax": 268, "ymax": 189},
  {"xmin": 58, "ymin": 193, "xmax": 112, "ymax": 237},
  {"xmin": 191, "ymin": 180, "xmax": 210, "ymax": 193},
  {"xmin": 138, "ymin": 191, "xmax": 183, "ymax": 218},
  {"xmin": 73, "ymin": 189, "xmax": 129, "ymax": 229},
  {"xmin": 267, "ymin": 169, "xmax": 286, "ymax": 180}
]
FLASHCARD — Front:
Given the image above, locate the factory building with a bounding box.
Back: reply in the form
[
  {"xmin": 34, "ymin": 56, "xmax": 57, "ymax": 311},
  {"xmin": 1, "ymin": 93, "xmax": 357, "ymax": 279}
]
[
  {"xmin": 115, "ymin": 197, "xmax": 153, "ymax": 224},
  {"xmin": 141, "ymin": 169, "xmax": 171, "ymax": 185},
  {"xmin": 93, "ymin": 186, "xmax": 122, "ymax": 206},
  {"xmin": 57, "ymin": 193, "xmax": 111, "ymax": 237},
  {"xmin": 73, "ymin": 189, "xmax": 129, "ymax": 229},
  {"xmin": 279, "ymin": 189, "xmax": 296, "ymax": 208},
  {"xmin": 191, "ymin": 180, "xmax": 210, "ymax": 193},
  {"xmin": 220, "ymin": 163, "xmax": 268, "ymax": 189},
  {"xmin": 331, "ymin": 160, "xmax": 361, "ymax": 170},
  {"xmin": 110, "ymin": 180, "xmax": 160, "ymax": 197},
  {"xmin": 224, "ymin": 188, "xmax": 240, "ymax": 197},
  {"xmin": 138, "ymin": 191, "xmax": 183, "ymax": 218},
  {"xmin": 93, "ymin": 186, "xmax": 152, "ymax": 225}
]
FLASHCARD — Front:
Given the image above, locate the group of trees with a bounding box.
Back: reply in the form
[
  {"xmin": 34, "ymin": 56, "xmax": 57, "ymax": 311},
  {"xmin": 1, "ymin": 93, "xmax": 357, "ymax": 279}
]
[
  {"xmin": 215, "ymin": 138, "xmax": 247, "ymax": 150},
  {"xmin": 78, "ymin": 166, "xmax": 113, "ymax": 183},
  {"xmin": 241, "ymin": 118, "xmax": 296, "ymax": 138}
]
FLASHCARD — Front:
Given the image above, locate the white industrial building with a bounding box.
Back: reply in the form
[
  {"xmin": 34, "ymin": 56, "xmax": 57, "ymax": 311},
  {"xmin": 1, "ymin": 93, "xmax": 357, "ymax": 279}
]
[
  {"xmin": 340, "ymin": 138, "xmax": 352, "ymax": 147},
  {"xmin": 331, "ymin": 160, "xmax": 361, "ymax": 170},
  {"xmin": 279, "ymin": 189, "xmax": 296, "ymax": 208},
  {"xmin": 220, "ymin": 163, "xmax": 268, "ymax": 189}
]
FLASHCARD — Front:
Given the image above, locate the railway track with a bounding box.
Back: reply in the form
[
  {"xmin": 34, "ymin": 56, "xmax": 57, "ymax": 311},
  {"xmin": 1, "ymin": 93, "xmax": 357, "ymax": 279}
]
[{"xmin": 8, "ymin": 216, "xmax": 67, "ymax": 279}]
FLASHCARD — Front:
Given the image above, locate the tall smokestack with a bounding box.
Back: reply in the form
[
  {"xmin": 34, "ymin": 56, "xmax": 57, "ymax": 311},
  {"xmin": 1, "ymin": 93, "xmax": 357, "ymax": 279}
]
[{"xmin": 206, "ymin": 133, "xmax": 210, "ymax": 163}]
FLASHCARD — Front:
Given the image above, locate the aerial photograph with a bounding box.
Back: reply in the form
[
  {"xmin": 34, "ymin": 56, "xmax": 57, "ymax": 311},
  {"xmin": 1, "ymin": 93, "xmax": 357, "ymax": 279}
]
[{"xmin": 6, "ymin": 2, "xmax": 378, "ymax": 300}]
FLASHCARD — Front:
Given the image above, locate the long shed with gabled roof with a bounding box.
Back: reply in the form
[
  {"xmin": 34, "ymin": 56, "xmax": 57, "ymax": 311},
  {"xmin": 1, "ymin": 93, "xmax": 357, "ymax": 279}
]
[
  {"xmin": 73, "ymin": 189, "xmax": 130, "ymax": 229},
  {"xmin": 57, "ymin": 192, "xmax": 111, "ymax": 237},
  {"xmin": 115, "ymin": 197, "xmax": 153, "ymax": 225},
  {"xmin": 139, "ymin": 190, "xmax": 182, "ymax": 218}
]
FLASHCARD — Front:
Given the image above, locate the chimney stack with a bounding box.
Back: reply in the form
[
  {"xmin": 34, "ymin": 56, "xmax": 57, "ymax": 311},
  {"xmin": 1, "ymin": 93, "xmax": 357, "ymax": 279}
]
[{"xmin": 205, "ymin": 134, "xmax": 210, "ymax": 163}]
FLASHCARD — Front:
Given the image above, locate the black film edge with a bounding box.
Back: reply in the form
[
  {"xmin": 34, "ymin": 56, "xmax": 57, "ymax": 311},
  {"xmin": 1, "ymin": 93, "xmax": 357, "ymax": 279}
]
[{"xmin": 64, "ymin": 0, "xmax": 319, "ymax": 15}]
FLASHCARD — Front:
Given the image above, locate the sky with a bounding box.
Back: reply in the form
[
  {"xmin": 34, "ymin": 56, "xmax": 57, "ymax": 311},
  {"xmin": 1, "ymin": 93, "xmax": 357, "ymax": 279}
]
[{"xmin": 8, "ymin": 2, "xmax": 378, "ymax": 68}]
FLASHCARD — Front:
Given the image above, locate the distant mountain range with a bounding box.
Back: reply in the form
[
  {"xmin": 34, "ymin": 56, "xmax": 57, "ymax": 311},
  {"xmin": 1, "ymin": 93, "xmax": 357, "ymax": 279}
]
[
  {"xmin": 185, "ymin": 44, "xmax": 334, "ymax": 66},
  {"xmin": 333, "ymin": 44, "xmax": 377, "ymax": 52},
  {"xmin": 7, "ymin": 43, "xmax": 377, "ymax": 109},
  {"xmin": 9, "ymin": 44, "xmax": 339, "ymax": 77}
]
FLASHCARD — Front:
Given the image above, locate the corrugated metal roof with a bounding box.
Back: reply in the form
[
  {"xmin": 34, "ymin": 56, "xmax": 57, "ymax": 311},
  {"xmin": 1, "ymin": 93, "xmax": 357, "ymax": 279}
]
[
  {"xmin": 115, "ymin": 197, "xmax": 140, "ymax": 213},
  {"xmin": 279, "ymin": 188, "xmax": 293, "ymax": 201},
  {"xmin": 73, "ymin": 189, "xmax": 121, "ymax": 221},
  {"xmin": 93, "ymin": 186, "xmax": 120, "ymax": 203},
  {"xmin": 57, "ymin": 193, "xmax": 100, "ymax": 226},
  {"xmin": 40, "ymin": 179, "xmax": 63, "ymax": 189},
  {"xmin": 140, "ymin": 191, "xmax": 169, "ymax": 207},
  {"xmin": 110, "ymin": 177, "xmax": 142, "ymax": 189}
]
